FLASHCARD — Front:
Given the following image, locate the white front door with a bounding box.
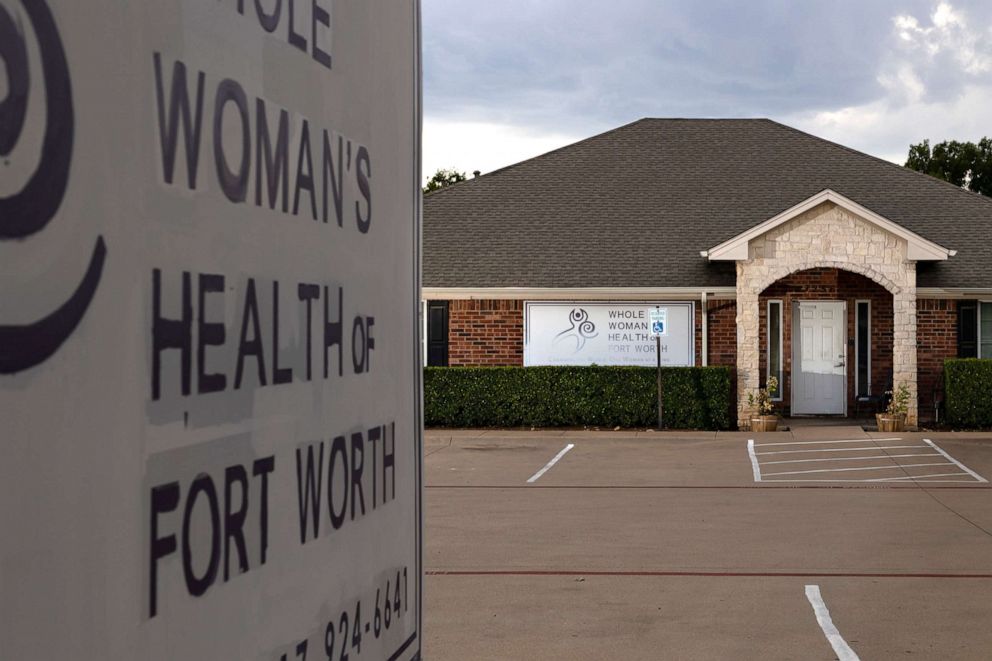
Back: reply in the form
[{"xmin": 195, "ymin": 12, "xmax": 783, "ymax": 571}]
[{"xmin": 792, "ymin": 301, "xmax": 846, "ymax": 415}]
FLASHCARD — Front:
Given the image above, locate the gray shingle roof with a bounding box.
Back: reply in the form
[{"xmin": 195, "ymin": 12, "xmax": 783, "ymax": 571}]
[{"xmin": 423, "ymin": 118, "xmax": 992, "ymax": 289}]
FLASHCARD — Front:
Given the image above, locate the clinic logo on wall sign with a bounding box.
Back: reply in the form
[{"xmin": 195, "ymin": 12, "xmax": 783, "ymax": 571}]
[
  {"xmin": 553, "ymin": 308, "xmax": 599, "ymax": 352},
  {"xmin": 0, "ymin": 0, "xmax": 107, "ymax": 374}
]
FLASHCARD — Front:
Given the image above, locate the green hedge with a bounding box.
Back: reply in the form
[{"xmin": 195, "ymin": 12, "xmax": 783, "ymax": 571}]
[
  {"xmin": 424, "ymin": 366, "xmax": 733, "ymax": 430},
  {"xmin": 944, "ymin": 359, "xmax": 992, "ymax": 428}
]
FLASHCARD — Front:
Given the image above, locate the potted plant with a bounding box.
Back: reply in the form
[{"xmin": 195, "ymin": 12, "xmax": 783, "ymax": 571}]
[
  {"xmin": 748, "ymin": 376, "xmax": 779, "ymax": 432},
  {"xmin": 877, "ymin": 382, "xmax": 911, "ymax": 432}
]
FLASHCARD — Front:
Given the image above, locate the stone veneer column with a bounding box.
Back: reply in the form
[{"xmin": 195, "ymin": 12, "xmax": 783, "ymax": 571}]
[
  {"xmin": 736, "ymin": 261, "xmax": 760, "ymax": 429},
  {"xmin": 892, "ymin": 263, "xmax": 918, "ymax": 426}
]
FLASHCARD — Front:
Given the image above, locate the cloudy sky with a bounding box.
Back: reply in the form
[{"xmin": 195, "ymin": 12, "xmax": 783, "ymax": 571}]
[{"xmin": 422, "ymin": 0, "xmax": 992, "ymax": 180}]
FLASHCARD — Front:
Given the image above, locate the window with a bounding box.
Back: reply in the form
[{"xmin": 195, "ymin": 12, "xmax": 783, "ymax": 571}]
[
  {"xmin": 957, "ymin": 300, "xmax": 992, "ymax": 359},
  {"xmin": 767, "ymin": 300, "xmax": 783, "ymax": 400},
  {"xmin": 426, "ymin": 301, "xmax": 449, "ymax": 366},
  {"xmin": 982, "ymin": 302, "xmax": 992, "ymax": 359},
  {"xmin": 856, "ymin": 301, "xmax": 871, "ymax": 396}
]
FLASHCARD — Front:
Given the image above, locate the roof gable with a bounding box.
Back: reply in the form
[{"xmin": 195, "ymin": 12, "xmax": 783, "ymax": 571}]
[{"xmin": 705, "ymin": 189, "xmax": 954, "ymax": 262}]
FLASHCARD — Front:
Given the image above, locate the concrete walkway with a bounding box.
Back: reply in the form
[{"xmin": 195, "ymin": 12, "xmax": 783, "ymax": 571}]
[{"xmin": 784, "ymin": 422, "xmax": 870, "ymax": 442}]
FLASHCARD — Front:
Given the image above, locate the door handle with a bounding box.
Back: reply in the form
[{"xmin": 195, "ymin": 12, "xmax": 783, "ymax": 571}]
[{"xmin": 834, "ymin": 355, "xmax": 845, "ymax": 368}]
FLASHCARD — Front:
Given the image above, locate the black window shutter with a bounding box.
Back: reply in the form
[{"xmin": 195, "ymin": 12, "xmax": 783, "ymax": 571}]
[
  {"xmin": 958, "ymin": 300, "xmax": 978, "ymax": 358},
  {"xmin": 427, "ymin": 301, "xmax": 449, "ymax": 367}
]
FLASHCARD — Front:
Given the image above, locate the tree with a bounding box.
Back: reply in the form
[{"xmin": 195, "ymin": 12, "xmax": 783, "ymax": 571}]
[
  {"xmin": 905, "ymin": 138, "xmax": 992, "ymax": 196},
  {"xmin": 423, "ymin": 168, "xmax": 467, "ymax": 194}
]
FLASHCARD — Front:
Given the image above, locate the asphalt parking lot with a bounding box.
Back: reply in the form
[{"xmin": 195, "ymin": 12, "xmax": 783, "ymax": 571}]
[{"xmin": 423, "ymin": 426, "xmax": 992, "ymax": 660}]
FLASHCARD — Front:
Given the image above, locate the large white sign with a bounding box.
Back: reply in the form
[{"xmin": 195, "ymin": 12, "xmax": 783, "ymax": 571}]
[
  {"xmin": 525, "ymin": 302, "xmax": 695, "ymax": 367},
  {"xmin": 0, "ymin": 1, "xmax": 421, "ymax": 659}
]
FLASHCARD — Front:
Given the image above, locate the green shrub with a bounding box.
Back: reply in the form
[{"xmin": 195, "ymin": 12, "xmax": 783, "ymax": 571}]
[
  {"xmin": 944, "ymin": 359, "xmax": 992, "ymax": 428},
  {"xmin": 423, "ymin": 366, "xmax": 733, "ymax": 430}
]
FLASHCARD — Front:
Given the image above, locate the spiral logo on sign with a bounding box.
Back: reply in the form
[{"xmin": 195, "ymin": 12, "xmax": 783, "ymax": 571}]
[
  {"xmin": 0, "ymin": 0, "xmax": 107, "ymax": 374},
  {"xmin": 553, "ymin": 308, "xmax": 598, "ymax": 352}
]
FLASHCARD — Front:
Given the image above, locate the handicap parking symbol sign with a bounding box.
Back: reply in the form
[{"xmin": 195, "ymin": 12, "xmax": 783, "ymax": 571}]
[{"xmin": 650, "ymin": 309, "xmax": 667, "ymax": 337}]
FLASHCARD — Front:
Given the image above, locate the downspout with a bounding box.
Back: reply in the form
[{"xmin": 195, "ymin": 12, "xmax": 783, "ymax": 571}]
[{"xmin": 701, "ymin": 292, "xmax": 708, "ymax": 367}]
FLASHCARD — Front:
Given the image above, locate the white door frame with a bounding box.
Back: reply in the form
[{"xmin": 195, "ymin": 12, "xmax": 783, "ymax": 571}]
[{"xmin": 791, "ymin": 300, "xmax": 848, "ymax": 416}]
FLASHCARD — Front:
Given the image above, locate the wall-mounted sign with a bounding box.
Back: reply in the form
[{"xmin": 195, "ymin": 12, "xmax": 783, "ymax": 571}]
[
  {"xmin": 0, "ymin": 1, "xmax": 421, "ymax": 659},
  {"xmin": 524, "ymin": 302, "xmax": 695, "ymax": 367}
]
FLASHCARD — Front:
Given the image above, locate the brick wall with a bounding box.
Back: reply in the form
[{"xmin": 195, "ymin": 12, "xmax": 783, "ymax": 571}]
[
  {"xmin": 706, "ymin": 300, "xmax": 738, "ymax": 425},
  {"xmin": 706, "ymin": 300, "xmax": 737, "ymax": 367},
  {"xmin": 442, "ymin": 299, "xmax": 739, "ymax": 369},
  {"xmin": 446, "ymin": 300, "xmax": 730, "ymax": 369},
  {"xmin": 447, "ymin": 299, "xmax": 524, "ymax": 366},
  {"xmin": 438, "ymin": 294, "xmax": 959, "ymax": 423},
  {"xmin": 917, "ymin": 299, "xmax": 957, "ymax": 422}
]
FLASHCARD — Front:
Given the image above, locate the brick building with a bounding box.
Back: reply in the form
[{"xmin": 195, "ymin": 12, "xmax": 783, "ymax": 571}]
[{"xmin": 422, "ymin": 119, "xmax": 992, "ymax": 429}]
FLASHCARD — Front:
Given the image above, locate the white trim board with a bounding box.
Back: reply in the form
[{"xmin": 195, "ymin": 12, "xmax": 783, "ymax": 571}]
[
  {"xmin": 420, "ymin": 286, "xmax": 992, "ymax": 301},
  {"xmin": 980, "ymin": 300, "xmax": 992, "ymax": 360},
  {"xmin": 704, "ymin": 189, "xmax": 954, "ymax": 262},
  {"xmin": 421, "ymin": 286, "xmax": 736, "ymax": 301},
  {"xmin": 917, "ymin": 288, "xmax": 992, "ymax": 298},
  {"xmin": 855, "ymin": 299, "xmax": 871, "ymax": 397},
  {"xmin": 767, "ymin": 299, "xmax": 784, "ymax": 401}
]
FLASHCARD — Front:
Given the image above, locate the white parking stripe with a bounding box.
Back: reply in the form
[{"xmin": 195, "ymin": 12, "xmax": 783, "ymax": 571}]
[
  {"xmin": 764, "ymin": 478, "xmax": 976, "ymax": 483},
  {"xmin": 805, "ymin": 585, "xmax": 861, "ymax": 661},
  {"xmin": 747, "ymin": 439, "xmax": 762, "ymax": 482},
  {"xmin": 756, "ymin": 445, "xmax": 924, "ymax": 456},
  {"xmin": 755, "ymin": 438, "xmax": 901, "ymax": 447},
  {"xmin": 748, "ymin": 437, "xmax": 985, "ymax": 484},
  {"xmin": 923, "ymin": 439, "xmax": 989, "ymax": 483},
  {"xmin": 526, "ymin": 443, "xmax": 575, "ymax": 483},
  {"xmin": 761, "ymin": 453, "xmax": 941, "ymax": 465},
  {"xmin": 761, "ymin": 463, "xmax": 951, "ymax": 477},
  {"xmin": 867, "ymin": 472, "xmax": 970, "ymax": 482}
]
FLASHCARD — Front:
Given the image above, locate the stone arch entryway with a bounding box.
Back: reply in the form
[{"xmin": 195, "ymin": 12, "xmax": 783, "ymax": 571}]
[{"xmin": 734, "ymin": 201, "xmax": 918, "ymax": 429}]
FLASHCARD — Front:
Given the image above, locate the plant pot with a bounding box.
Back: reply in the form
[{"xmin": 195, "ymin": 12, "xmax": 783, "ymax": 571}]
[
  {"xmin": 876, "ymin": 412, "xmax": 906, "ymax": 433},
  {"xmin": 751, "ymin": 415, "xmax": 779, "ymax": 432}
]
